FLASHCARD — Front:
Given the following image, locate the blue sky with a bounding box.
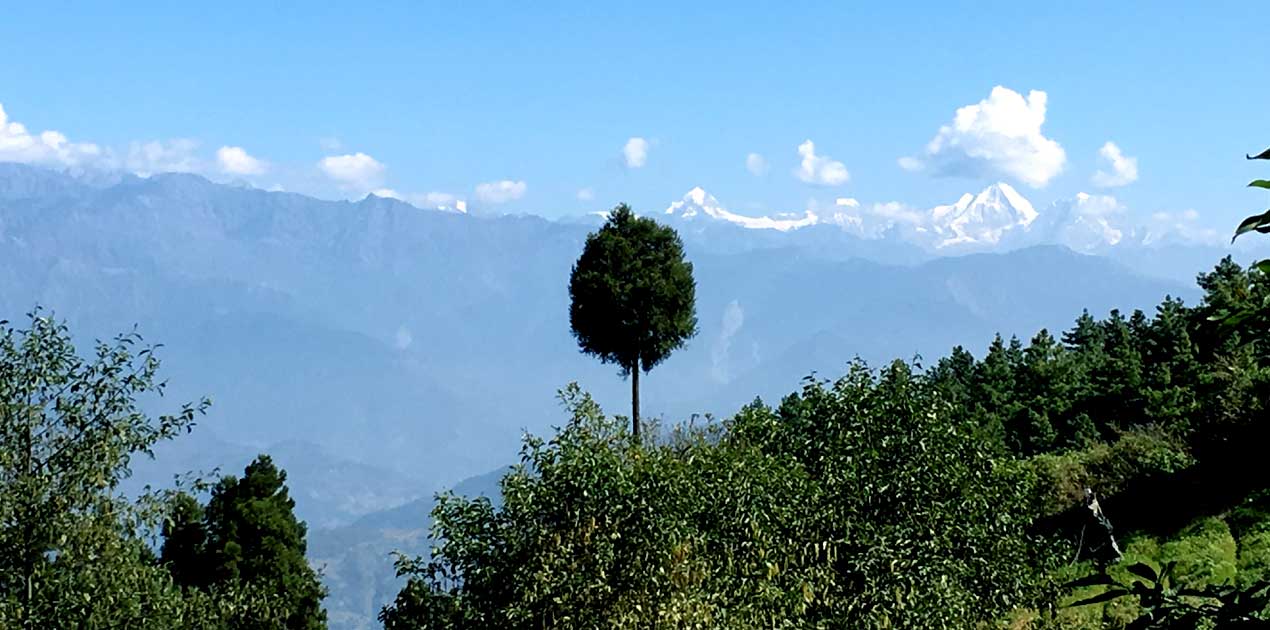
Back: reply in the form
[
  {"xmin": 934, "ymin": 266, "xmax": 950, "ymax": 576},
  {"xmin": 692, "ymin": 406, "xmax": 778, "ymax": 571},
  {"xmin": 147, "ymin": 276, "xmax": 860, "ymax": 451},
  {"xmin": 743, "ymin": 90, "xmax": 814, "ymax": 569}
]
[{"xmin": 2, "ymin": 1, "xmax": 1268, "ymax": 233}]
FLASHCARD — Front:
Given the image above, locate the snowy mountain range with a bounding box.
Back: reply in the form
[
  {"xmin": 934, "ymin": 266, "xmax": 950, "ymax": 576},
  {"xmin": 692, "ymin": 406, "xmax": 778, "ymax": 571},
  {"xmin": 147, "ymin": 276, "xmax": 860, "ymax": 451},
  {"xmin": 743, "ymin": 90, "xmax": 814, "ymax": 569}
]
[{"xmin": 657, "ymin": 182, "xmax": 1231, "ymax": 258}]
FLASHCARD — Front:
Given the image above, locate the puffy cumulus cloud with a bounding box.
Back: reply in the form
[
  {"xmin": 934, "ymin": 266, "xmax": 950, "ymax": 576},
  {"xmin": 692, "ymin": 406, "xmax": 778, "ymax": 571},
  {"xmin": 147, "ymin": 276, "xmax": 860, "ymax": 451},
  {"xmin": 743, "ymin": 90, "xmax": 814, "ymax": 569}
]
[
  {"xmin": 125, "ymin": 139, "xmax": 202, "ymax": 176},
  {"xmin": 835, "ymin": 197, "xmax": 860, "ymax": 208},
  {"xmin": 216, "ymin": 146, "xmax": 268, "ymax": 176},
  {"xmin": 319, "ymin": 152, "xmax": 386, "ymax": 190},
  {"xmin": 1091, "ymin": 141, "xmax": 1138, "ymax": 188},
  {"xmin": 745, "ymin": 152, "xmax": 768, "ymax": 176},
  {"xmin": 795, "ymin": 140, "xmax": 849, "ymax": 186},
  {"xmin": 475, "ymin": 179, "xmax": 527, "ymax": 204},
  {"xmin": 623, "ymin": 137, "xmax": 649, "ymax": 168},
  {"xmin": 904, "ymin": 86, "xmax": 1066, "ymax": 188},
  {"xmin": 576, "ymin": 187, "xmax": 595, "ymax": 201},
  {"xmin": 0, "ymin": 103, "xmax": 104, "ymax": 167}
]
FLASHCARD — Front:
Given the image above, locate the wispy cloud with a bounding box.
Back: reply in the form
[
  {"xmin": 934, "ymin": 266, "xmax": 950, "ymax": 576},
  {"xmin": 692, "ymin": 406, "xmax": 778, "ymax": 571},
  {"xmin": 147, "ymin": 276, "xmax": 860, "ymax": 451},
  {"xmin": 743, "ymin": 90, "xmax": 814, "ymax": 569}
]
[
  {"xmin": 1091, "ymin": 141, "xmax": 1138, "ymax": 188},
  {"xmin": 746, "ymin": 152, "xmax": 768, "ymax": 176},
  {"xmin": 475, "ymin": 179, "xmax": 527, "ymax": 204}
]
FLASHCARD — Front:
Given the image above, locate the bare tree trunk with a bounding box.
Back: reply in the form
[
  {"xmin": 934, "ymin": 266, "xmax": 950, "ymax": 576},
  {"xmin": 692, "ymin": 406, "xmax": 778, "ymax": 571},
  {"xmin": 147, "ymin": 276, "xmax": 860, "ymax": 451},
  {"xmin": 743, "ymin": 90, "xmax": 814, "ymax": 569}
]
[{"xmin": 631, "ymin": 358, "xmax": 640, "ymax": 442}]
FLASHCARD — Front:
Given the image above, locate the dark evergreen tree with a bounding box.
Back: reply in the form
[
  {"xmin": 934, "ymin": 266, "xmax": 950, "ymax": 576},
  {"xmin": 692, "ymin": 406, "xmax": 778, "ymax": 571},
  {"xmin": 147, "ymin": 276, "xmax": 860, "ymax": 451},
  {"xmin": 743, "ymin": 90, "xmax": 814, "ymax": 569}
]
[
  {"xmin": 161, "ymin": 492, "xmax": 209, "ymax": 590},
  {"xmin": 162, "ymin": 455, "xmax": 328, "ymax": 630},
  {"xmin": 568, "ymin": 203, "xmax": 698, "ymax": 439}
]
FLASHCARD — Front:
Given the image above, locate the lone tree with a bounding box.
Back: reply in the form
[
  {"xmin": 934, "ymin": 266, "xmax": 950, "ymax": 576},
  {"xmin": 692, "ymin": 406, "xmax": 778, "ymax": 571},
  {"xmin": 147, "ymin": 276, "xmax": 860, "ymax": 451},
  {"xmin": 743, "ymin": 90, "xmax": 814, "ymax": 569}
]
[{"xmin": 568, "ymin": 203, "xmax": 697, "ymax": 440}]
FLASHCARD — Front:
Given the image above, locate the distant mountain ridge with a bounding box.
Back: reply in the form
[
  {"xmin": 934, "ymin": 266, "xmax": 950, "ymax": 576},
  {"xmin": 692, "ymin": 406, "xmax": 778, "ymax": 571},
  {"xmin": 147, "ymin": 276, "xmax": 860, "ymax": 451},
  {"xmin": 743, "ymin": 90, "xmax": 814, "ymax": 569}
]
[{"xmin": 0, "ymin": 161, "xmax": 1210, "ymax": 488}]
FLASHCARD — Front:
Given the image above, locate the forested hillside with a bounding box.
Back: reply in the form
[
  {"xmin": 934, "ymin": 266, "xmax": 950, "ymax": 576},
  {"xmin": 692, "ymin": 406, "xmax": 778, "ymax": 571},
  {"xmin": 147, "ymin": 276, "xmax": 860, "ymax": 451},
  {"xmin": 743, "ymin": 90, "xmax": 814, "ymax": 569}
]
[{"xmin": 378, "ymin": 257, "xmax": 1269, "ymax": 629}]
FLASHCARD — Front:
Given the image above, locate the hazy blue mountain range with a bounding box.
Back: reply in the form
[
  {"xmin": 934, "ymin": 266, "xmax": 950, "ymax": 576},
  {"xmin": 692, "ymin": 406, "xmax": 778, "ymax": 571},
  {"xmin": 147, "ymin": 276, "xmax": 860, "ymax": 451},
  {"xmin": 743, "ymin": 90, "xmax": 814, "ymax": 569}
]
[
  {"xmin": 0, "ymin": 162, "xmax": 1234, "ymax": 496},
  {"xmin": 0, "ymin": 162, "xmax": 1249, "ymax": 628}
]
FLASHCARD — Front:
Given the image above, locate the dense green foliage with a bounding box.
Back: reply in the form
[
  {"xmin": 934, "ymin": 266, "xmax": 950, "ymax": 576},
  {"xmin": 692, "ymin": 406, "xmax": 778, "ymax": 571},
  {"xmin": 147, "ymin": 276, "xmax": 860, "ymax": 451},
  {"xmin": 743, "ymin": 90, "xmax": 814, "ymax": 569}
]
[
  {"xmin": 568, "ymin": 203, "xmax": 698, "ymax": 438},
  {"xmin": 162, "ymin": 455, "xmax": 328, "ymax": 629},
  {"xmin": 385, "ymin": 256, "xmax": 1270, "ymax": 630},
  {"xmin": 0, "ymin": 311, "xmax": 327, "ymax": 628},
  {"xmin": 0, "ymin": 311, "xmax": 208, "ymax": 628},
  {"xmin": 932, "ymin": 257, "xmax": 1267, "ymax": 463},
  {"xmin": 381, "ymin": 373, "xmax": 1054, "ymax": 629}
]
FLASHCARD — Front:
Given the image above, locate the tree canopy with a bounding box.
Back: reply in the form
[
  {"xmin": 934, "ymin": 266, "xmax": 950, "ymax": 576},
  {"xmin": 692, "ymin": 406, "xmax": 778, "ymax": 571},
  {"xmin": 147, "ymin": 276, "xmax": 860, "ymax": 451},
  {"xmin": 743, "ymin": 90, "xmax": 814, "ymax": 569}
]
[
  {"xmin": 162, "ymin": 454, "xmax": 328, "ymax": 629},
  {"xmin": 568, "ymin": 203, "xmax": 697, "ymax": 438}
]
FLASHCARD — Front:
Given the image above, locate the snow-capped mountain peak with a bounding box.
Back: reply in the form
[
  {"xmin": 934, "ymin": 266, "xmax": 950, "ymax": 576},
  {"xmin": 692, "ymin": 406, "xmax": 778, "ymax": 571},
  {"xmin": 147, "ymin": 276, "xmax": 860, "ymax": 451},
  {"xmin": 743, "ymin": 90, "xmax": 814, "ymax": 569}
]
[
  {"xmin": 665, "ymin": 187, "xmax": 818, "ymax": 232},
  {"xmin": 928, "ymin": 182, "xmax": 1039, "ymax": 248}
]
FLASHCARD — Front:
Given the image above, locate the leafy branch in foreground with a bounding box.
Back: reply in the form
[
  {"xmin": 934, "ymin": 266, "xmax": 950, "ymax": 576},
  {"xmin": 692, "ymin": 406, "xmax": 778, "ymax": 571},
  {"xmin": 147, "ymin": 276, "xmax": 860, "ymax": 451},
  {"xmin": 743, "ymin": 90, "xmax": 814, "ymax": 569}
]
[{"xmin": 1065, "ymin": 561, "xmax": 1270, "ymax": 629}]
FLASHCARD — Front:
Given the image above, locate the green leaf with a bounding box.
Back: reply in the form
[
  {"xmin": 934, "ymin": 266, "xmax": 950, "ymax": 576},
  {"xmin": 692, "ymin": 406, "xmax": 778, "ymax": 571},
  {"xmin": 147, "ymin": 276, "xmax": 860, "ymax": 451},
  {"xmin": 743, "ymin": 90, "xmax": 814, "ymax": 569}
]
[
  {"xmin": 1250, "ymin": 180, "xmax": 1270, "ymax": 190},
  {"xmin": 1126, "ymin": 562, "xmax": 1158, "ymax": 583},
  {"xmin": 1067, "ymin": 589, "xmax": 1129, "ymax": 607},
  {"xmin": 1254, "ymin": 260, "xmax": 1270, "ymax": 275},
  {"xmin": 1233, "ymin": 210, "xmax": 1270, "ymax": 242},
  {"xmin": 1249, "ymin": 147, "xmax": 1270, "ymax": 160}
]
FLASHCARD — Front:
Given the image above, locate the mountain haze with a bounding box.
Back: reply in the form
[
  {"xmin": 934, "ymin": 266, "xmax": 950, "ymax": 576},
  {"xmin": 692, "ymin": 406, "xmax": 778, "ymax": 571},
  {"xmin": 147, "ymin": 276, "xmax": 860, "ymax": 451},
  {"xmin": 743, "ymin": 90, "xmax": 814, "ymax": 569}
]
[{"xmin": 0, "ymin": 163, "xmax": 1214, "ymax": 494}]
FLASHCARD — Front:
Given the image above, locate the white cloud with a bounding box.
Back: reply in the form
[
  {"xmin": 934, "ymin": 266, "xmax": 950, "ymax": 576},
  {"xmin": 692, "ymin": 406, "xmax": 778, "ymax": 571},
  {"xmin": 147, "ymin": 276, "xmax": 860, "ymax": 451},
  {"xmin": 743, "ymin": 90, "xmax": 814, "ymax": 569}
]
[
  {"xmin": 865, "ymin": 201, "xmax": 925, "ymax": 225},
  {"xmin": 216, "ymin": 146, "xmax": 268, "ymax": 176},
  {"xmin": 576, "ymin": 187, "xmax": 595, "ymax": 201},
  {"xmin": 745, "ymin": 152, "xmax": 768, "ymax": 176},
  {"xmin": 475, "ymin": 179, "xmax": 527, "ymax": 204},
  {"xmin": 1145, "ymin": 208, "xmax": 1221, "ymax": 245},
  {"xmin": 897, "ymin": 156, "xmax": 923, "ymax": 172},
  {"xmin": 711, "ymin": 300, "xmax": 745, "ymax": 383},
  {"xmin": 823, "ymin": 199, "xmax": 926, "ymax": 238},
  {"xmin": 903, "ymin": 86, "xmax": 1066, "ymax": 187},
  {"xmin": 413, "ymin": 192, "xmax": 467, "ymax": 213},
  {"xmin": 0, "ymin": 103, "xmax": 104, "ymax": 167},
  {"xmin": 795, "ymin": 140, "xmax": 849, "ymax": 186},
  {"xmin": 370, "ymin": 189, "xmax": 468, "ymax": 212},
  {"xmin": 319, "ymin": 152, "xmax": 386, "ymax": 191},
  {"xmin": 1091, "ymin": 141, "xmax": 1138, "ymax": 188},
  {"xmin": 417, "ymin": 191, "xmax": 457, "ymax": 206},
  {"xmin": 125, "ymin": 139, "xmax": 201, "ymax": 176},
  {"xmin": 623, "ymin": 137, "xmax": 649, "ymax": 168},
  {"xmin": 1070, "ymin": 192, "xmax": 1125, "ymax": 217}
]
